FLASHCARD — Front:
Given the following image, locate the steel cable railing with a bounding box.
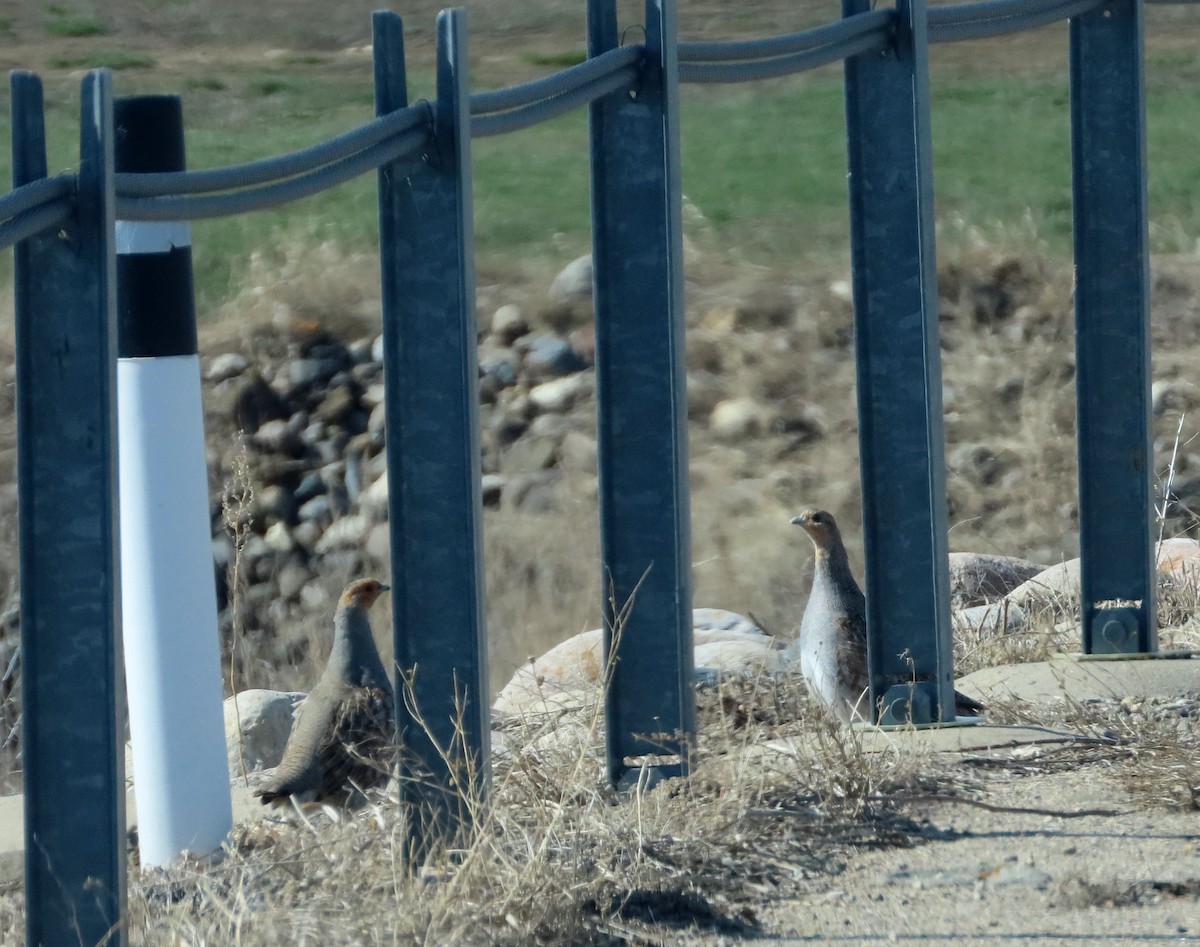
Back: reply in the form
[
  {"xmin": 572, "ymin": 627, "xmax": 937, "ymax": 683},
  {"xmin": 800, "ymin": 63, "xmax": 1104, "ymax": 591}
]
[
  {"xmin": 0, "ymin": 0, "xmax": 1151, "ymax": 236},
  {"xmin": 470, "ymin": 45, "xmax": 642, "ymax": 115},
  {"xmin": 680, "ymin": 29, "xmax": 890, "ymax": 83},
  {"xmin": 472, "ymin": 64, "xmax": 641, "ymax": 137},
  {"xmin": 0, "ymin": 198, "xmax": 73, "ymax": 252},
  {"xmin": 928, "ymin": 0, "xmax": 1106, "ymax": 42},
  {"xmin": 116, "ymin": 103, "xmax": 431, "ymax": 198},
  {"xmin": 0, "ymin": 174, "xmax": 72, "ymax": 221},
  {"xmin": 679, "ymin": 8, "xmax": 893, "ymax": 63},
  {"xmin": 116, "ymin": 126, "xmax": 430, "ymax": 221}
]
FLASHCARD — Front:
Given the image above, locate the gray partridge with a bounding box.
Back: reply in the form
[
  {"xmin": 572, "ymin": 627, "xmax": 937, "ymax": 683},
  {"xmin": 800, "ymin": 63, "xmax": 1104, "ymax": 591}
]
[
  {"xmin": 256, "ymin": 578, "xmax": 394, "ymax": 806},
  {"xmin": 788, "ymin": 509, "xmax": 983, "ymax": 723}
]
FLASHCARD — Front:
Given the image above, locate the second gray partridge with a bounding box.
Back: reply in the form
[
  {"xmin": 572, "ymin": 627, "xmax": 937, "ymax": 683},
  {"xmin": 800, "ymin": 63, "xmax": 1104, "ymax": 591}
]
[
  {"xmin": 788, "ymin": 509, "xmax": 983, "ymax": 723},
  {"xmin": 256, "ymin": 577, "xmax": 394, "ymax": 806}
]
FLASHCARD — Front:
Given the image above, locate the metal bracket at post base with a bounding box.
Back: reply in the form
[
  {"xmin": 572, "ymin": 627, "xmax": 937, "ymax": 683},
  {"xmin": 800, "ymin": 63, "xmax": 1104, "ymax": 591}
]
[
  {"xmin": 870, "ymin": 682, "xmax": 982, "ymax": 729},
  {"xmin": 1085, "ymin": 605, "xmax": 1144, "ymax": 656}
]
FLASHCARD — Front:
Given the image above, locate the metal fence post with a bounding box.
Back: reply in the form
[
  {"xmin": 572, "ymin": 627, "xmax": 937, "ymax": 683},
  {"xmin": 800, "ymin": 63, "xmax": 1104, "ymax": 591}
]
[
  {"xmin": 374, "ymin": 9, "xmax": 490, "ymax": 852},
  {"xmin": 1070, "ymin": 0, "xmax": 1156, "ymax": 655},
  {"xmin": 841, "ymin": 0, "xmax": 955, "ymax": 723},
  {"xmin": 14, "ymin": 70, "xmax": 126, "ymax": 946},
  {"xmin": 588, "ymin": 0, "xmax": 693, "ymax": 786}
]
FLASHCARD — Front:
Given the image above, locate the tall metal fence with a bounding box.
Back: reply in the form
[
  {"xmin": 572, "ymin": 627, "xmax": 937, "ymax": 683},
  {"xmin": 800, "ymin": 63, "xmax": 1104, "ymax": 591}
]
[{"xmin": 0, "ymin": 0, "xmax": 1166, "ymax": 942}]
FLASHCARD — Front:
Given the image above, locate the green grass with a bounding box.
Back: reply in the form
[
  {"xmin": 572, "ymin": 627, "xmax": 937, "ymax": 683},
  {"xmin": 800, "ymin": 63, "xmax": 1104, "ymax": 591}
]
[
  {"xmin": 47, "ymin": 50, "xmax": 157, "ymax": 70},
  {"xmin": 2, "ymin": 59, "xmax": 1199, "ymax": 314},
  {"xmin": 44, "ymin": 7, "xmax": 107, "ymax": 38},
  {"xmin": 520, "ymin": 50, "xmax": 588, "ymax": 69}
]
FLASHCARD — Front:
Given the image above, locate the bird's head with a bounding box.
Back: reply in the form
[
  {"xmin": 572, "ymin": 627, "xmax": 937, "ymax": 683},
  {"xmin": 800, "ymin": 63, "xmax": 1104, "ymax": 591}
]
[
  {"xmin": 789, "ymin": 509, "xmax": 842, "ymax": 554},
  {"xmin": 339, "ymin": 578, "xmax": 390, "ymax": 610}
]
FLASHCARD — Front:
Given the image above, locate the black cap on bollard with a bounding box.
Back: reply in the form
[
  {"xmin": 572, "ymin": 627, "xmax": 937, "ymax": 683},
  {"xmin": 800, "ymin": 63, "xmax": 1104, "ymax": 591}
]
[{"xmin": 114, "ymin": 95, "xmax": 198, "ymax": 359}]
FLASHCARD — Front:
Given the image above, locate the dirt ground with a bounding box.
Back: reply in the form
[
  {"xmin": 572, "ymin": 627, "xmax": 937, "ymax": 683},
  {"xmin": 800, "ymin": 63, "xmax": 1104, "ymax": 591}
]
[{"xmin": 745, "ymin": 766, "xmax": 1200, "ymax": 945}]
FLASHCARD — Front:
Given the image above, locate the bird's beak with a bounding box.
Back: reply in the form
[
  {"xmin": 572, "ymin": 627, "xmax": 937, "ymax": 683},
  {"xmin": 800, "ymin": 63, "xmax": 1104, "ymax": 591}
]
[
  {"xmin": 379, "ymin": 584, "xmax": 391, "ymax": 592},
  {"xmin": 789, "ymin": 515, "xmax": 807, "ymax": 527}
]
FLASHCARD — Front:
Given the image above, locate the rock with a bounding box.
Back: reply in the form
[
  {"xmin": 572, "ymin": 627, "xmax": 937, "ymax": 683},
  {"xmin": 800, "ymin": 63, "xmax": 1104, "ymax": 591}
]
[
  {"xmin": 366, "ymin": 522, "xmax": 391, "ymax": 562},
  {"xmin": 952, "ymin": 602, "xmax": 1028, "ymax": 636},
  {"xmin": 263, "ymin": 521, "xmax": 297, "ymax": 554},
  {"xmin": 314, "ymin": 513, "xmax": 369, "ymax": 554},
  {"xmin": 528, "ymin": 414, "xmax": 570, "ymax": 439},
  {"xmin": 313, "ymin": 384, "xmax": 360, "ymax": 425},
  {"xmin": 297, "ymin": 494, "xmax": 335, "ymax": 524},
  {"xmin": 276, "ymin": 562, "xmax": 310, "ymax": 601},
  {"xmin": 251, "ymin": 484, "xmax": 296, "ymax": 527},
  {"xmin": 524, "ymin": 334, "xmax": 588, "ymax": 379},
  {"xmin": 559, "ymin": 430, "xmax": 598, "ymax": 473},
  {"xmin": 368, "ymin": 401, "xmax": 387, "ymax": 436},
  {"xmin": 505, "ymin": 471, "xmax": 560, "ymax": 513},
  {"xmin": 1004, "ymin": 559, "xmax": 1081, "ymax": 610},
  {"xmin": 1156, "ymin": 537, "xmax": 1200, "ymax": 586},
  {"xmin": 492, "ymin": 608, "xmax": 783, "ymax": 718},
  {"xmin": 289, "ymin": 357, "xmax": 340, "ymax": 388},
  {"xmin": 503, "ymin": 436, "xmax": 558, "ymax": 473},
  {"xmin": 479, "ymin": 346, "xmax": 521, "ymax": 388},
  {"xmin": 361, "ymin": 471, "xmax": 390, "ymax": 520},
  {"xmin": 219, "ymin": 372, "xmax": 289, "ymax": 432},
  {"xmin": 224, "ymin": 689, "xmax": 305, "ymax": 775},
  {"xmin": 481, "ymin": 474, "xmax": 506, "ymax": 508},
  {"xmin": 529, "ymin": 374, "xmax": 591, "ymax": 413},
  {"xmin": 947, "ymin": 553, "xmax": 1049, "ymax": 609},
  {"xmin": 709, "ymin": 397, "xmax": 765, "ymax": 440},
  {"xmin": 568, "ymin": 325, "xmax": 596, "ymax": 366},
  {"xmin": 293, "ymin": 471, "xmax": 327, "ymax": 505},
  {"xmin": 207, "ymin": 352, "xmax": 249, "ymax": 383},
  {"xmin": 490, "ymin": 304, "xmax": 530, "ymax": 344},
  {"xmin": 686, "ymin": 372, "xmax": 726, "ymax": 420},
  {"xmin": 1151, "ymin": 379, "xmax": 1198, "ymax": 416},
  {"xmin": 548, "ymin": 254, "xmax": 593, "ymax": 304},
  {"xmin": 254, "ymin": 418, "xmax": 303, "ymax": 457},
  {"xmin": 1005, "ymin": 539, "xmax": 1200, "ymax": 611},
  {"xmin": 371, "ymin": 334, "xmax": 385, "ymax": 363}
]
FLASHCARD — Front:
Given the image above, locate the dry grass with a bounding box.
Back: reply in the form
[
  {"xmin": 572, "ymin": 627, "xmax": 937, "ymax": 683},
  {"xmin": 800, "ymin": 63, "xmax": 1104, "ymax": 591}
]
[{"xmin": 116, "ymin": 672, "xmax": 932, "ymax": 945}]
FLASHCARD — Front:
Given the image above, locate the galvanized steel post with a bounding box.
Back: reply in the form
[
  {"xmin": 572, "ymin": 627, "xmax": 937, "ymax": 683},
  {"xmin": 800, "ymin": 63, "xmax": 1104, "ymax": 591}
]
[
  {"xmin": 1070, "ymin": 0, "xmax": 1156, "ymax": 654},
  {"xmin": 14, "ymin": 70, "xmax": 126, "ymax": 946},
  {"xmin": 588, "ymin": 0, "xmax": 693, "ymax": 786},
  {"xmin": 374, "ymin": 9, "xmax": 490, "ymax": 851},
  {"xmin": 841, "ymin": 0, "xmax": 956, "ymax": 723}
]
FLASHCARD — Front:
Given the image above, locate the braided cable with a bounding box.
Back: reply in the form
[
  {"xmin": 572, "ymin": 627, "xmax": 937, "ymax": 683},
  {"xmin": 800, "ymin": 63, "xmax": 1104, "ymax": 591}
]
[
  {"xmin": 929, "ymin": 0, "xmax": 1106, "ymax": 42},
  {"xmin": 115, "ymin": 104, "xmax": 430, "ymax": 197},
  {"xmin": 117, "ymin": 127, "xmax": 429, "ymax": 221},
  {"xmin": 0, "ymin": 198, "xmax": 73, "ymax": 251},
  {"xmin": 679, "ymin": 9, "xmax": 893, "ymax": 63},
  {"xmin": 0, "ymin": 174, "xmax": 73, "ymax": 223},
  {"xmin": 473, "ymin": 65, "xmax": 640, "ymax": 137},
  {"xmin": 679, "ymin": 29, "xmax": 889, "ymax": 83},
  {"xmin": 470, "ymin": 45, "xmax": 642, "ymax": 115}
]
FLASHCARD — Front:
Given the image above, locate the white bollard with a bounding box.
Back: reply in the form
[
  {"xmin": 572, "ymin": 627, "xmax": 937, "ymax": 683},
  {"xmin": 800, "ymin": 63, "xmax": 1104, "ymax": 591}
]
[{"xmin": 115, "ymin": 95, "xmax": 231, "ymax": 867}]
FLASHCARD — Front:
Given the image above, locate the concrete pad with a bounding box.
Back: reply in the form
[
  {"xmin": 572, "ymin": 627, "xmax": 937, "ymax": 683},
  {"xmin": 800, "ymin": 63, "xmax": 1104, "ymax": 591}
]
[{"xmin": 958, "ymin": 652, "xmax": 1200, "ymax": 704}]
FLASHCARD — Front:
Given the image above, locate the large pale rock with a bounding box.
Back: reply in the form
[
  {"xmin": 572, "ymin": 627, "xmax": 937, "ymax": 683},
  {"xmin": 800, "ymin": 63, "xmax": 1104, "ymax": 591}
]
[
  {"xmin": 947, "ymin": 552, "xmax": 1048, "ymax": 609},
  {"xmin": 224, "ymin": 689, "xmax": 305, "ymax": 776},
  {"xmin": 952, "ymin": 601, "xmax": 1029, "ymax": 636},
  {"xmin": 548, "ymin": 254, "xmax": 593, "ymax": 304},
  {"xmin": 492, "ymin": 609, "xmax": 783, "ymax": 718},
  {"xmin": 1005, "ymin": 538, "xmax": 1200, "ymax": 611},
  {"xmin": 709, "ymin": 397, "xmax": 765, "ymax": 440}
]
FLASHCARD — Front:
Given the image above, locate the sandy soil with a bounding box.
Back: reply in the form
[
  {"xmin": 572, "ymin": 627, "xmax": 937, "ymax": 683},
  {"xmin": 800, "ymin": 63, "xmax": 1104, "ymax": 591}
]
[{"xmin": 745, "ymin": 765, "xmax": 1200, "ymax": 945}]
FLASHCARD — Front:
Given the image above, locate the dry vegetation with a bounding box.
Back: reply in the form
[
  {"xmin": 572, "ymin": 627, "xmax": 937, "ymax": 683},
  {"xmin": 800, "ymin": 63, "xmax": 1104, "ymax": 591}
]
[
  {"xmin": 2, "ymin": 0, "xmax": 1200, "ymax": 942},
  {"xmin": 126, "ymin": 678, "xmax": 936, "ymax": 944}
]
